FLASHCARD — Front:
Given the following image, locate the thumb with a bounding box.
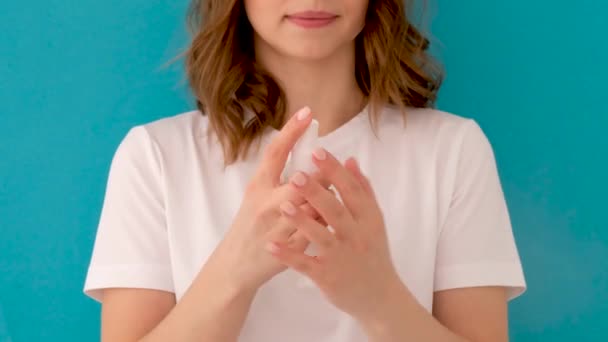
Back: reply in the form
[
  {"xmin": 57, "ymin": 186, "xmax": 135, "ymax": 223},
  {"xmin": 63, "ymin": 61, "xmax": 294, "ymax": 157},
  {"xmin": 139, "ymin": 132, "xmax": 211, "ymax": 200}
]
[{"xmin": 344, "ymin": 158, "xmax": 374, "ymax": 197}]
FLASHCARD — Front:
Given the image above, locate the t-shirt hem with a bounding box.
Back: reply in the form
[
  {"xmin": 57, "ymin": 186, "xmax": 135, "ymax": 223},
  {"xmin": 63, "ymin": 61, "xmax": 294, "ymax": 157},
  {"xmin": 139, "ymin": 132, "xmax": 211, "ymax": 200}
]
[
  {"xmin": 434, "ymin": 261, "xmax": 527, "ymax": 301},
  {"xmin": 83, "ymin": 264, "xmax": 175, "ymax": 303}
]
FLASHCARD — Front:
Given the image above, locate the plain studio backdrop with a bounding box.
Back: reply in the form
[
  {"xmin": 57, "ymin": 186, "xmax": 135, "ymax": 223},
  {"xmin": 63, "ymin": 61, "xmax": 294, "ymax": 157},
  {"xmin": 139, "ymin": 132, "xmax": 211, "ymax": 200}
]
[{"xmin": 0, "ymin": 0, "xmax": 606, "ymax": 341}]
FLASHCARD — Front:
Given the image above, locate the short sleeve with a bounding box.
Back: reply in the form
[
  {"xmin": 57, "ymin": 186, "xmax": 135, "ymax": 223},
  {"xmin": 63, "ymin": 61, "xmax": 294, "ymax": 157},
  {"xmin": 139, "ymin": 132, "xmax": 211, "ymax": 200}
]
[
  {"xmin": 83, "ymin": 126, "xmax": 174, "ymax": 302},
  {"xmin": 434, "ymin": 120, "xmax": 526, "ymax": 300}
]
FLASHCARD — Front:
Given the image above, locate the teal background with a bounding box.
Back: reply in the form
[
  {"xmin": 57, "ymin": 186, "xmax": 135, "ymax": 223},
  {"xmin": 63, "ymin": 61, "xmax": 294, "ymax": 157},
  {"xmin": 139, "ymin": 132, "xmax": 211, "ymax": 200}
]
[{"xmin": 0, "ymin": 0, "xmax": 606, "ymax": 341}]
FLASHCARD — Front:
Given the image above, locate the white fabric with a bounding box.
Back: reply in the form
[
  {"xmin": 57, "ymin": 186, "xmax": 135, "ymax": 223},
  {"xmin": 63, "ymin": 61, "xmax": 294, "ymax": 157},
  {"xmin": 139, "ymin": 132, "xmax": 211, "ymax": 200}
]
[
  {"xmin": 84, "ymin": 105, "xmax": 526, "ymax": 341},
  {"xmin": 282, "ymin": 118, "xmax": 321, "ymax": 180}
]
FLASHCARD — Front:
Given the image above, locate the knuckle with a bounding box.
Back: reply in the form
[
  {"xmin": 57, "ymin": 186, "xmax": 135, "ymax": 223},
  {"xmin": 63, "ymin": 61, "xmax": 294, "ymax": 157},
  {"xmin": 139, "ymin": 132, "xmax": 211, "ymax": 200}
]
[
  {"xmin": 255, "ymin": 201, "xmax": 278, "ymax": 222},
  {"xmin": 325, "ymin": 167, "xmax": 340, "ymax": 182},
  {"xmin": 287, "ymin": 186, "xmax": 305, "ymax": 203},
  {"xmin": 344, "ymin": 180, "xmax": 361, "ymax": 197},
  {"xmin": 334, "ymin": 205, "xmax": 349, "ymax": 222},
  {"xmin": 353, "ymin": 238, "xmax": 371, "ymax": 253},
  {"xmin": 305, "ymin": 182, "xmax": 323, "ymax": 198},
  {"xmin": 251, "ymin": 208, "xmax": 267, "ymax": 226}
]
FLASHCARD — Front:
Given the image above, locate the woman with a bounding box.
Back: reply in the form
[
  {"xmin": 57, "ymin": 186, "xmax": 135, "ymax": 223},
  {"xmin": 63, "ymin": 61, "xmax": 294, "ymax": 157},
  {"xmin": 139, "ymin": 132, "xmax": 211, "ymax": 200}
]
[{"xmin": 84, "ymin": 0, "xmax": 526, "ymax": 341}]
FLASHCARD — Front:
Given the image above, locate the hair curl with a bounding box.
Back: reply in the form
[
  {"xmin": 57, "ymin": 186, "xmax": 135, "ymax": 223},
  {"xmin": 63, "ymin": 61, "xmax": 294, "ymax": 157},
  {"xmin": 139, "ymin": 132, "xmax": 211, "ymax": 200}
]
[{"xmin": 183, "ymin": 0, "xmax": 443, "ymax": 164}]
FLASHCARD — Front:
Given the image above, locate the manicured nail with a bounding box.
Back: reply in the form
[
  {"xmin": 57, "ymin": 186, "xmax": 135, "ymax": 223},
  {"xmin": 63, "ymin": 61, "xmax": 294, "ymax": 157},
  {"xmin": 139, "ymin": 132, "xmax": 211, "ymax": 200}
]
[
  {"xmin": 296, "ymin": 106, "xmax": 311, "ymax": 120},
  {"xmin": 312, "ymin": 148, "xmax": 327, "ymax": 160},
  {"xmin": 291, "ymin": 172, "xmax": 307, "ymax": 186},
  {"xmin": 280, "ymin": 201, "xmax": 297, "ymax": 216},
  {"xmin": 265, "ymin": 242, "xmax": 281, "ymax": 254}
]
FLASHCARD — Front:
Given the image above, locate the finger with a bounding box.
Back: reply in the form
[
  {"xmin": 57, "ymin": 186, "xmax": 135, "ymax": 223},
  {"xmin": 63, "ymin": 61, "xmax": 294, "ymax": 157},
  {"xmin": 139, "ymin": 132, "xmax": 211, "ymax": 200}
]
[
  {"xmin": 300, "ymin": 202, "xmax": 320, "ymax": 220},
  {"xmin": 287, "ymin": 230, "xmax": 309, "ymax": 253},
  {"xmin": 257, "ymin": 107, "xmax": 312, "ymax": 185},
  {"xmin": 310, "ymin": 148, "xmax": 369, "ymax": 217},
  {"xmin": 273, "ymin": 180, "xmax": 335, "ymax": 221},
  {"xmin": 267, "ymin": 204, "xmax": 323, "ymax": 244},
  {"xmin": 309, "ymin": 172, "xmax": 339, "ymax": 208},
  {"xmin": 265, "ymin": 241, "xmax": 319, "ymax": 278},
  {"xmin": 271, "ymin": 185, "xmax": 328, "ymax": 225},
  {"xmin": 344, "ymin": 157, "xmax": 375, "ymax": 198},
  {"xmin": 270, "ymin": 214, "xmax": 315, "ymax": 253},
  {"xmin": 289, "ymin": 172, "xmax": 352, "ymax": 238},
  {"xmin": 268, "ymin": 214, "xmax": 298, "ymax": 242},
  {"xmin": 279, "ymin": 201, "xmax": 336, "ymax": 251},
  {"xmin": 279, "ymin": 171, "xmax": 333, "ymax": 198},
  {"xmin": 300, "ymin": 202, "xmax": 329, "ymax": 226},
  {"xmin": 309, "ymin": 171, "xmax": 332, "ymax": 190},
  {"xmin": 272, "ymin": 183, "xmax": 308, "ymax": 208}
]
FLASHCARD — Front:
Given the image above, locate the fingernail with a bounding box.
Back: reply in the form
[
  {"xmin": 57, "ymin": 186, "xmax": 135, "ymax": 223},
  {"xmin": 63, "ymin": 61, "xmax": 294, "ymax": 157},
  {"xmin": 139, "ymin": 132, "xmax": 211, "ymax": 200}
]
[
  {"xmin": 265, "ymin": 242, "xmax": 281, "ymax": 254},
  {"xmin": 291, "ymin": 172, "xmax": 307, "ymax": 187},
  {"xmin": 296, "ymin": 106, "xmax": 311, "ymax": 120},
  {"xmin": 312, "ymin": 148, "xmax": 326, "ymax": 160},
  {"xmin": 280, "ymin": 201, "xmax": 297, "ymax": 216}
]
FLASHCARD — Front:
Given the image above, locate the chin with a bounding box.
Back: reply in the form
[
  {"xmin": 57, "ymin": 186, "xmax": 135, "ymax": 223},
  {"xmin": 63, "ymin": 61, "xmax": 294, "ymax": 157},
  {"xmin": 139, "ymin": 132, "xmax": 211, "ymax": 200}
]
[
  {"xmin": 280, "ymin": 44, "xmax": 339, "ymax": 61},
  {"xmin": 269, "ymin": 35, "xmax": 351, "ymax": 61}
]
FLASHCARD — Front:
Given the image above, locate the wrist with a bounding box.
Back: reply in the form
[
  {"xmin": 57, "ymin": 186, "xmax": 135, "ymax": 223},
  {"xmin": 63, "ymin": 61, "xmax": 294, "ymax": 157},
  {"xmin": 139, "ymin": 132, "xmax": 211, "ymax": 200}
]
[
  {"xmin": 199, "ymin": 252, "xmax": 260, "ymax": 302},
  {"xmin": 196, "ymin": 265, "xmax": 259, "ymax": 317},
  {"xmin": 357, "ymin": 275, "xmax": 415, "ymax": 333}
]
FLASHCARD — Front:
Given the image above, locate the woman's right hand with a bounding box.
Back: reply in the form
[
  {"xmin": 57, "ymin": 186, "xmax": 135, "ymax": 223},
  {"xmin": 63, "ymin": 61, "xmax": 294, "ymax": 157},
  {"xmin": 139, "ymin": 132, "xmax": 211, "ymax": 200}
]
[{"xmin": 204, "ymin": 106, "xmax": 327, "ymax": 292}]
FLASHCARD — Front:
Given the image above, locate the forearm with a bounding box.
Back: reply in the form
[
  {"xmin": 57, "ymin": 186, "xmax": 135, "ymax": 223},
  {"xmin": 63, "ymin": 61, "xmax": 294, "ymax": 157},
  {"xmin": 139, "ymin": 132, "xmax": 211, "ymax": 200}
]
[
  {"xmin": 359, "ymin": 280, "xmax": 468, "ymax": 342},
  {"xmin": 141, "ymin": 261, "xmax": 256, "ymax": 342}
]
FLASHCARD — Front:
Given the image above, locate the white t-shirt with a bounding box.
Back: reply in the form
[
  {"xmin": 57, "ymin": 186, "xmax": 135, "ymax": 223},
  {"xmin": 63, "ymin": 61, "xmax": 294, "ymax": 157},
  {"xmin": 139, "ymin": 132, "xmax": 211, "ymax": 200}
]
[{"xmin": 84, "ymin": 105, "xmax": 526, "ymax": 341}]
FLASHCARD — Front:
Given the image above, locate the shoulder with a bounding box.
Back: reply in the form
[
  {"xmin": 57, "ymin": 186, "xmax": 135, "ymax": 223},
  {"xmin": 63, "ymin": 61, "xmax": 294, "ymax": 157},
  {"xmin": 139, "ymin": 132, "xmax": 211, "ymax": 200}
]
[
  {"xmin": 404, "ymin": 106, "xmax": 471, "ymax": 128},
  {"xmin": 378, "ymin": 105, "xmax": 490, "ymax": 152},
  {"xmin": 112, "ymin": 109, "xmax": 220, "ymax": 172},
  {"xmin": 375, "ymin": 106, "xmax": 497, "ymax": 192},
  {"xmin": 137, "ymin": 109, "xmax": 209, "ymax": 145},
  {"xmin": 124, "ymin": 109, "xmax": 221, "ymax": 157}
]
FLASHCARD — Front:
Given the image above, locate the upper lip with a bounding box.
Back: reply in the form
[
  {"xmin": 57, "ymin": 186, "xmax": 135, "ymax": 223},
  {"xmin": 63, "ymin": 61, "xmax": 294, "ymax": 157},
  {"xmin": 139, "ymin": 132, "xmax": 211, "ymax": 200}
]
[{"xmin": 286, "ymin": 11, "xmax": 338, "ymax": 19}]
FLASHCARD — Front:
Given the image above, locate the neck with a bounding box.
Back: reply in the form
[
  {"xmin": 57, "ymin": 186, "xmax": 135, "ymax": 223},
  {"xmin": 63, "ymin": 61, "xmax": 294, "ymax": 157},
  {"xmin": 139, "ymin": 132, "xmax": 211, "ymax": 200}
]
[{"xmin": 254, "ymin": 37, "xmax": 365, "ymax": 136}]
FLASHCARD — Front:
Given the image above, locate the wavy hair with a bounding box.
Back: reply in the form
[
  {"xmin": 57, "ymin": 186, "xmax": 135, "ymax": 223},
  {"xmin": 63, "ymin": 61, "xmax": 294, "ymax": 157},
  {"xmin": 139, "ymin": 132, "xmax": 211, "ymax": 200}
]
[{"xmin": 183, "ymin": 0, "xmax": 443, "ymax": 164}]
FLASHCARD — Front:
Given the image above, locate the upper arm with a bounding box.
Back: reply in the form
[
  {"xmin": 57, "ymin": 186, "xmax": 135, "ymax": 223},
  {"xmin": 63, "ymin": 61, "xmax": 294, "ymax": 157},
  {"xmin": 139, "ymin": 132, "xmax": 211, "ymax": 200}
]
[
  {"xmin": 102, "ymin": 288, "xmax": 175, "ymax": 342},
  {"xmin": 434, "ymin": 120, "xmax": 526, "ymax": 298},
  {"xmin": 433, "ymin": 286, "xmax": 508, "ymax": 342},
  {"xmin": 84, "ymin": 126, "xmax": 176, "ymax": 337},
  {"xmin": 432, "ymin": 120, "xmax": 527, "ymax": 340}
]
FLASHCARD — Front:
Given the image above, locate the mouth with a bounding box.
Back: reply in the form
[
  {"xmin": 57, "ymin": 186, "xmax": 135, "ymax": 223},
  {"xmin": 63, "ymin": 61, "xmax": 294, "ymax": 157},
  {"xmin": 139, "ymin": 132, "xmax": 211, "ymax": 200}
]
[{"xmin": 285, "ymin": 11, "xmax": 339, "ymax": 28}]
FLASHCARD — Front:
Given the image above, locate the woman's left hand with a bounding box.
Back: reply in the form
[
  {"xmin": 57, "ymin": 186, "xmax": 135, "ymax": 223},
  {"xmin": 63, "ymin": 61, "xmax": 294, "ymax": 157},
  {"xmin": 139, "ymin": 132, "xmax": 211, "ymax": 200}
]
[{"xmin": 266, "ymin": 147, "xmax": 404, "ymax": 322}]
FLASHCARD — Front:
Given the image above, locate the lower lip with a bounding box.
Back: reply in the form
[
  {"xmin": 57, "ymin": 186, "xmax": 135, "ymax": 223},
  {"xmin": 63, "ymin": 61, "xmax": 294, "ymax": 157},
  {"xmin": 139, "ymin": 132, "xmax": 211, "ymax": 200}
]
[{"xmin": 286, "ymin": 16, "xmax": 337, "ymax": 28}]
